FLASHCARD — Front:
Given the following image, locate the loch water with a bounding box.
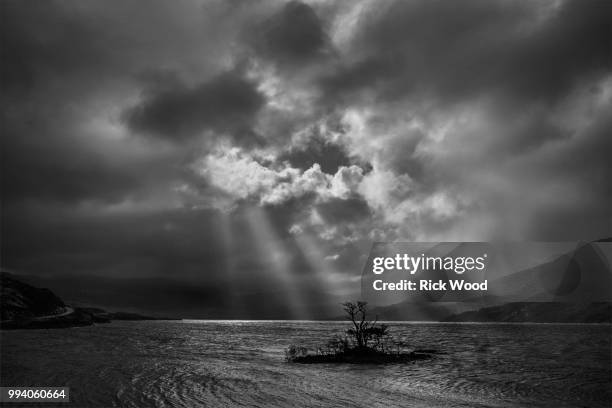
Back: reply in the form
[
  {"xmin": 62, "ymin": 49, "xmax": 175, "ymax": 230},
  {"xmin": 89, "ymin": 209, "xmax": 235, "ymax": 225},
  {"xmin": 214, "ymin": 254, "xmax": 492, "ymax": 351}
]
[{"xmin": 1, "ymin": 321, "xmax": 610, "ymax": 407}]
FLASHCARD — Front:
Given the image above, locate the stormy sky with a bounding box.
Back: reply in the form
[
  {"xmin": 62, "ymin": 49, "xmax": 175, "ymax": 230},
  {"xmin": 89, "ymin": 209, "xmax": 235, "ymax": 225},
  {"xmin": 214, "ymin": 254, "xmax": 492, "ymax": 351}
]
[{"xmin": 1, "ymin": 0, "xmax": 611, "ymax": 318}]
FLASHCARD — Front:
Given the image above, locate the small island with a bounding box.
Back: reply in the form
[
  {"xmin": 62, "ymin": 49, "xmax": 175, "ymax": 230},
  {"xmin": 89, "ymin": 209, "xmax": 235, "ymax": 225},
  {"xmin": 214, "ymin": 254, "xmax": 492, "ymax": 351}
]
[{"xmin": 286, "ymin": 301, "xmax": 439, "ymax": 364}]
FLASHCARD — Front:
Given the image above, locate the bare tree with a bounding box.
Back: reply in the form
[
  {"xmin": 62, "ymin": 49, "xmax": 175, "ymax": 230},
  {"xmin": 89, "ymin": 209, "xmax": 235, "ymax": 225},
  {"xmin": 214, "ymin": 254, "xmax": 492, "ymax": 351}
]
[
  {"xmin": 286, "ymin": 301, "xmax": 414, "ymax": 362},
  {"xmin": 342, "ymin": 301, "xmax": 385, "ymax": 349}
]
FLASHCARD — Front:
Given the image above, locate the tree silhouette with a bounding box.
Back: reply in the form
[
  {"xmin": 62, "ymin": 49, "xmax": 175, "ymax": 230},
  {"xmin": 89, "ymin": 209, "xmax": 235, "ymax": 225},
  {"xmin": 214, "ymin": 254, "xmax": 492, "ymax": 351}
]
[
  {"xmin": 342, "ymin": 301, "xmax": 388, "ymax": 350},
  {"xmin": 286, "ymin": 301, "xmax": 433, "ymax": 363}
]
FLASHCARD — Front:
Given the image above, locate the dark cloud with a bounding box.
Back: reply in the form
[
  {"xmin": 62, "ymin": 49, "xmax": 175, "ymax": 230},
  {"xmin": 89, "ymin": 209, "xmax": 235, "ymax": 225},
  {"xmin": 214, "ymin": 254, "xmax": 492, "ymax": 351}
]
[
  {"xmin": 316, "ymin": 197, "xmax": 372, "ymax": 224},
  {"xmin": 0, "ymin": 1, "xmax": 112, "ymax": 96},
  {"xmin": 381, "ymin": 127, "xmax": 426, "ymax": 180},
  {"xmin": 319, "ymin": 0, "xmax": 611, "ymax": 107},
  {"xmin": 1, "ymin": 150, "xmax": 142, "ymax": 205},
  {"xmin": 123, "ymin": 71, "xmax": 266, "ymax": 143},
  {"xmin": 280, "ymin": 137, "xmax": 351, "ymax": 174},
  {"xmin": 2, "ymin": 207, "xmax": 222, "ymax": 271},
  {"xmin": 0, "ymin": 0, "xmax": 229, "ymax": 98},
  {"xmin": 523, "ymin": 108, "xmax": 612, "ymax": 240},
  {"xmin": 0, "ymin": 0, "xmax": 251, "ymax": 203},
  {"xmin": 0, "ymin": 101, "xmax": 183, "ymax": 205},
  {"xmin": 249, "ymin": 1, "xmax": 330, "ymax": 65}
]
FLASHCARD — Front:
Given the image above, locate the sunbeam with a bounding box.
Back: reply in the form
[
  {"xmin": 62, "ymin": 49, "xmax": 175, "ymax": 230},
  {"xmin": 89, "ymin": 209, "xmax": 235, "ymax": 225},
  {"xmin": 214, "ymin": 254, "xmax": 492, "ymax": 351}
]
[
  {"xmin": 244, "ymin": 206, "xmax": 309, "ymax": 319},
  {"xmin": 218, "ymin": 211, "xmax": 246, "ymax": 318},
  {"xmin": 292, "ymin": 232, "xmax": 360, "ymax": 316}
]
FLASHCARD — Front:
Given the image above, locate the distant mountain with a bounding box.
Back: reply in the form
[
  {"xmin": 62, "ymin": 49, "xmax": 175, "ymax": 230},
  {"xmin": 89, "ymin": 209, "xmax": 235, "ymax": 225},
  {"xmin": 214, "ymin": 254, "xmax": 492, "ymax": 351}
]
[
  {"xmin": 443, "ymin": 302, "xmax": 612, "ymax": 323},
  {"xmin": 488, "ymin": 241, "xmax": 612, "ymax": 303},
  {"xmin": 0, "ymin": 272, "xmax": 175, "ymax": 329},
  {"xmin": 340, "ymin": 297, "xmax": 612, "ymax": 323},
  {"xmin": 364, "ymin": 302, "xmax": 479, "ymax": 321}
]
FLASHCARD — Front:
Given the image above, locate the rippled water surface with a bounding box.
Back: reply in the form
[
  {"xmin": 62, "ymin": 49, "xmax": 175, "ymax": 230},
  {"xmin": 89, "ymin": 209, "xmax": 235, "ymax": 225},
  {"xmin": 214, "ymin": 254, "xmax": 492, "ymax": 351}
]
[{"xmin": 1, "ymin": 321, "xmax": 610, "ymax": 407}]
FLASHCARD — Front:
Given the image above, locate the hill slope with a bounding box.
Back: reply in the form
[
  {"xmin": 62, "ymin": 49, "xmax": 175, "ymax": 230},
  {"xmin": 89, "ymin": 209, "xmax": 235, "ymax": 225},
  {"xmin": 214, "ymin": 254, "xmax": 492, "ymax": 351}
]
[
  {"xmin": 443, "ymin": 302, "xmax": 612, "ymax": 323},
  {"xmin": 1, "ymin": 273, "xmax": 174, "ymax": 329},
  {"xmin": 1, "ymin": 273, "xmax": 66, "ymax": 320}
]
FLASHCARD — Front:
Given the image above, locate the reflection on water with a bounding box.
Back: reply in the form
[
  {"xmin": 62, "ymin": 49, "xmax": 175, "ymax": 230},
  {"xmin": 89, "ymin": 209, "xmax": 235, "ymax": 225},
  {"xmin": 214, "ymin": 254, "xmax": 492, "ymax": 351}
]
[{"xmin": 2, "ymin": 321, "xmax": 611, "ymax": 407}]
